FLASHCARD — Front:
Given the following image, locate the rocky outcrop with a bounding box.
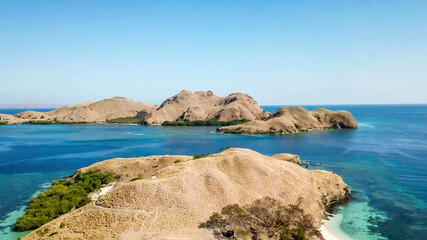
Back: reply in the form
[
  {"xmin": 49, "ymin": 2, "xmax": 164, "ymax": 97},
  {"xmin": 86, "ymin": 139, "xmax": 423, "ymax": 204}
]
[
  {"xmin": 0, "ymin": 113, "xmax": 26, "ymax": 124},
  {"xmin": 23, "ymin": 148, "xmax": 350, "ymax": 240},
  {"xmin": 13, "ymin": 97, "xmax": 156, "ymax": 123},
  {"xmin": 271, "ymin": 153, "xmax": 302, "ymax": 165},
  {"xmin": 310, "ymin": 108, "xmax": 358, "ymax": 129},
  {"xmin": 143, "ymin": 90, "xmax": 270, "ymax": 125},
  {"xmin": 218, "ymin": 106, "xmax": 357, "ymax": 134}
]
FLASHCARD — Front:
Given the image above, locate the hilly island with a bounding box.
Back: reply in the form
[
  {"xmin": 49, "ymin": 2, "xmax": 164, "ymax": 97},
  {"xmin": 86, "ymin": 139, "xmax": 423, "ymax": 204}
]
[
  {"xmin": 17, "ymin": 148, "xmax": 350, "ymax": 240},
  {"xmin": 0, "ymin": 90, "xmax": 357, "ymax": 136},
  {"xmin": 1, "ymin": 90, "xmax": 359, "ymax": 240},
  {"xmin": 2, "ymin": 2, "xmax": 425, "ymax": 240}
]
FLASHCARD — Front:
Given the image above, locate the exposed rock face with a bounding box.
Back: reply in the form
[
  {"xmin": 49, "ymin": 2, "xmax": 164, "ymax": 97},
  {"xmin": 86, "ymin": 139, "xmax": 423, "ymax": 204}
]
[
  {"xmin": 271, "ymin": 153, "xmax": 302, "ymax": 165},
  {"xmin": 143, "ymin": 90, "xmax": 270, "ymax": 125},
  {"xmin": 310, "ymin": 108, "xmax": 358, "ymax": 129},
  {"xmin": 218, "ymin": 106, "xmax": 357, "ymax": 134},
  {"xmin": 23, "ymin": 148, "xmax": 350, "ymax": 240},
  {"xmin": 14, "ymin": 97, "xmax": 156, "ymax": 123}
]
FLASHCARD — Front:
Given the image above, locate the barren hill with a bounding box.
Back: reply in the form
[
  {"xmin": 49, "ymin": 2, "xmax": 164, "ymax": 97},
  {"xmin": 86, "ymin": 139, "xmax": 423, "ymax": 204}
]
[
  {"xmin": 23, "ymin": 148, "xmax": 350, "ymax": 240},
  {"xmin": 0, "ymin": 113, "xmax": 26, "ymax": 124},
  {"xmin": 218, "ymin": 106, "xmax": 357, "ymax": 134},
  {"xmin": 143, "ymin": 90, "xmax": 270, "ymax": 125},
  {"xmin": 14, "ymin": 97, "xmax": 156, "ymax": 123}
]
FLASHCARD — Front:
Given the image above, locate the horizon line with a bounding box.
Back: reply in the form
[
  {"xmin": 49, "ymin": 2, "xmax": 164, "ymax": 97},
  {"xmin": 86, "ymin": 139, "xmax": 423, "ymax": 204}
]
[{"xmin": 1, "ymin": 102, "xmax": 426, "ymax": 110}]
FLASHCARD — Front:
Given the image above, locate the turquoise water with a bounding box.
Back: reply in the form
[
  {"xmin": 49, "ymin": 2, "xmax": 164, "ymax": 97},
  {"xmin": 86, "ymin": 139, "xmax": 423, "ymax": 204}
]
[{"xmin": 0, "ymin": 105, "xmax": 426, "ymax": 239}]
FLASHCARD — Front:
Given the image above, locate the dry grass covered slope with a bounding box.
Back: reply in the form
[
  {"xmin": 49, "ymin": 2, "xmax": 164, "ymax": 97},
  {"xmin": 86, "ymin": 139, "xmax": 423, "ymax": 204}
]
[
  {"xmin": 23, "ymin": 148, "xmax": 350, "ymax": 240},
  {"xmin": 143, "ymin": 90, "xmax": 270, "ymax": 125},
  {"xmin": 0, "ymin": 113, "xmax": 26, "ymax": 124},
  {"xmin": 218, "ymin": 106, "xmax": 357, "ymax": 134},
  {"xmin": 14, "ymin": 97, "xmax": 156, "ymax": 123},
  {"xmin": 5, "ymin": 90, "xmax": 269, "ymax": 125}
]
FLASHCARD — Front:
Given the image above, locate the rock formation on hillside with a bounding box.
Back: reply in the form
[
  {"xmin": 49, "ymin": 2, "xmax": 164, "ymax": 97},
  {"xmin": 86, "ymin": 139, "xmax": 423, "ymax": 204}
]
[
  {"xmin": 271, "ymin": 153, "xmax": 302, "ymax": 165},
  {"xmin": 0, "ymin": 113, "xmax": 26, "ymax": 124},
  {"xmin": 13, "ymin": 97, "xmax": 156, "ymax": 123},
  {"xmin": 218, "ymin": 106, "xmax": 357, "ymax": 134},
  {"xmin": 143, "ymin": 90, "xmax": 270, "ymax": 125},
  {"xmin": 23, "ymin": 148, "xmax": 350, "ymax": 240}
]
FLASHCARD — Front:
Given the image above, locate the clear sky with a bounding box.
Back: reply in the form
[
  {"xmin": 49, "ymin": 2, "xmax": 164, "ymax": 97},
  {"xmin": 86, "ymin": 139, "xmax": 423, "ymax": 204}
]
[{"xmin": 1, "ymin": 0, "xmax": 426, "ymax": 106}]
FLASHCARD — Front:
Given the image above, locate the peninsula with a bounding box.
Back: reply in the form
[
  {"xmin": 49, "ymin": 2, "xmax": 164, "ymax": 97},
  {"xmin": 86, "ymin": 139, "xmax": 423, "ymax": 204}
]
[
  {"xmin": 218, "ymin": 106, "xmax": 357, "ymax": 135},
  {"xmin": 0, "ymin": 97, "xmax": 156, "ymax": 124},
  {"xmin": 19, "ymin": 148, "xmax": 350, "ymax": 240}
]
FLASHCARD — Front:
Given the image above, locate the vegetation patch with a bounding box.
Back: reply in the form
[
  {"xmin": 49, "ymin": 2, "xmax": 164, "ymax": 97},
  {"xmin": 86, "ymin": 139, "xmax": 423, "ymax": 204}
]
[
  {"xmin": 130, "ymin": 177, "xmax": 143, "ymax": 182},
  {"xmin": 217, "ymin": 129, "xmax": 245, "ymax": 134},
  {"xmin": 36, "ymin": 228, "xmax": 49, "ymax": 237},
  {"xmin": 162, "ymin": 119, "xmax": 250, "ymax": 126},
  {"xmin": 199, "ymin": 197, "xmax": 321, "ymax": 240},
  {"xmin": 220, "ymin": 128, "xmax": 293, "ymax": 135},
  {"xmin": 0, "ymin": 121, "xmax": 7, "ymax": 125},
  {"xmin": 106, "ymin": 117, "xmax": 145, "ymax": 124},
  {"xmin": 107, "ymin": 112, "xmax": 149, "ymax": 124},
  {"xmin": 14, "ymin": 171, "xmax": 114, "ymax": 231},
  {"xmin": 22, "ymin": 120, "xmax": 55, "ymax": 124},
  {"xmin": 22, "ymin": 120, "xmax": 89, "ymax": 124},
  {"xmin": 193, "ymin": 154, "xmax": 207, "ymax": 159}
]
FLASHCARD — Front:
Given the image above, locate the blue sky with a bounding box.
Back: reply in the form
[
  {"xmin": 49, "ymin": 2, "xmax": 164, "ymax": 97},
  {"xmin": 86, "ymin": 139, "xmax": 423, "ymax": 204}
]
[{"xmin": 1, "ymin": 0, "xmax": 426, "ymax": 106}]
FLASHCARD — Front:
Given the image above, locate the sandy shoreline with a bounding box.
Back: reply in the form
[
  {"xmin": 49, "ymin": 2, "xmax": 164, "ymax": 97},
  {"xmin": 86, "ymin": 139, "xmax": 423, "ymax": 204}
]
[{"xmin": 320, "ymin": 212, "xmax": 353, "ymax": 240}]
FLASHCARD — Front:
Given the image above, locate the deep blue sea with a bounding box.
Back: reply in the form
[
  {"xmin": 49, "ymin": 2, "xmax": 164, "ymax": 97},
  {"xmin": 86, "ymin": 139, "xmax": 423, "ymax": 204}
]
[{"xmin": 0, "ymin": 105, "xmax": 426, "ymax": 240}]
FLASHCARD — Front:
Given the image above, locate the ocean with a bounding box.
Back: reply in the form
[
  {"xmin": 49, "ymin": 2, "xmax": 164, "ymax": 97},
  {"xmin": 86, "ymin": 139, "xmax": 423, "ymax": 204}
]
[{"xmin": 0, "ymin": 105, "xmax": 426, "ymax": 239}]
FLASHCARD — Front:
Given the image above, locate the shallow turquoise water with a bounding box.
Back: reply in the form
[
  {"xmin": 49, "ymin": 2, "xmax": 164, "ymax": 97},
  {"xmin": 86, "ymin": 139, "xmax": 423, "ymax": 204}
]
[{"xmin": 0, "ymin": 105, "xmax": 426, "ymax": 239}]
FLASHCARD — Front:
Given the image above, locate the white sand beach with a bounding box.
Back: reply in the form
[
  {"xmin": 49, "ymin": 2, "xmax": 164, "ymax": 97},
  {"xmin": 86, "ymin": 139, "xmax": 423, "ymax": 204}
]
[{"xmin": 320, "ymin": 212, "xmax": 353, "ymax": 240}]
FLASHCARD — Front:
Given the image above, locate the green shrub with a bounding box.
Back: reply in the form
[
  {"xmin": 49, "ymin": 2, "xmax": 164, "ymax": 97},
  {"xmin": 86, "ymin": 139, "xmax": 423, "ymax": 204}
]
[
  {"xmin": 36, "ymin": 228, "xmax": 49, "ymax": 237},
  {"xmin": 130, "ymin": 177, "xmax": 143, "ymax": 182},
  {"xmin": 22, "ymin": 120, "xmax": 54, "ymax": 124},
  {"xmin": 106, "ymin": 117, "xmax": 144, "ymax": 124},
  {"xmin": 174, "ymin": 160, "xmax": 181, "ymax": 164},
  {"xmin": 14, "ymin": 171, "xmax": 114, "ymax": 231},
  {"xmin": 218, "ymin": 128, "xmax": 245, "ymax": 134},
  {"xmin": 199, "ymin": 197, "xmax": 319, "ymax": 240},
  {"xmin": 193, "ymin": 154, "xmax": 206, "ymax": 159},
  {"xmin": 60, "ymin": 223, "xmax": 66, "ymax": 229},
  {"xmin": 0, "ymin": 122, "xmax": 7, "ymax": 125},
  {"xmin": 292, "ymin": 228, "xmax": 307, "ymax": 240},
  {"xmin": 22, "ymin": 120, "xmax": 89, "ymax": 125},
  {"xmin": 162, "ymin": 119, "xmax": 249, "ymax": 126},
  {"xmin": 107, "ymin": 111, "xmax": 149, "ymax": 124}
]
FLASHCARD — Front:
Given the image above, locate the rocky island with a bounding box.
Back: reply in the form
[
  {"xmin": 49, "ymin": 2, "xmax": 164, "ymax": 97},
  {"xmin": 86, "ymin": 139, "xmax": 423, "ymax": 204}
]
[
  {"xmin": 218, "ymin": 106, "xmax": 357, "ymax": 135},
  {"xmin": 0, "ymin": 91, "xmax": 358, "ymax": 137},
  {"xmin": 18, "ymin": 148, "xmax": 350, "ymax": 240},
  {"xmin": 0, "ymin": 90, "xmax": 269, "ymax": 125}
]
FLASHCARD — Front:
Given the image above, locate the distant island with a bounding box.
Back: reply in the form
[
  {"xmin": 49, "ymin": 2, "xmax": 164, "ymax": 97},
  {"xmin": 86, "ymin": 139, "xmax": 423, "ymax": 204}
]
[
  {"xmin": 18, "ymin": 148, "xmax": 351, "ymax": 240},
  {"xmin": 0, "ymin": 90, "xmax": 269, "ymax": 125},
  {"xmin": 0, "ymin": 90, "xmax": 357, "ymax": 135}
]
